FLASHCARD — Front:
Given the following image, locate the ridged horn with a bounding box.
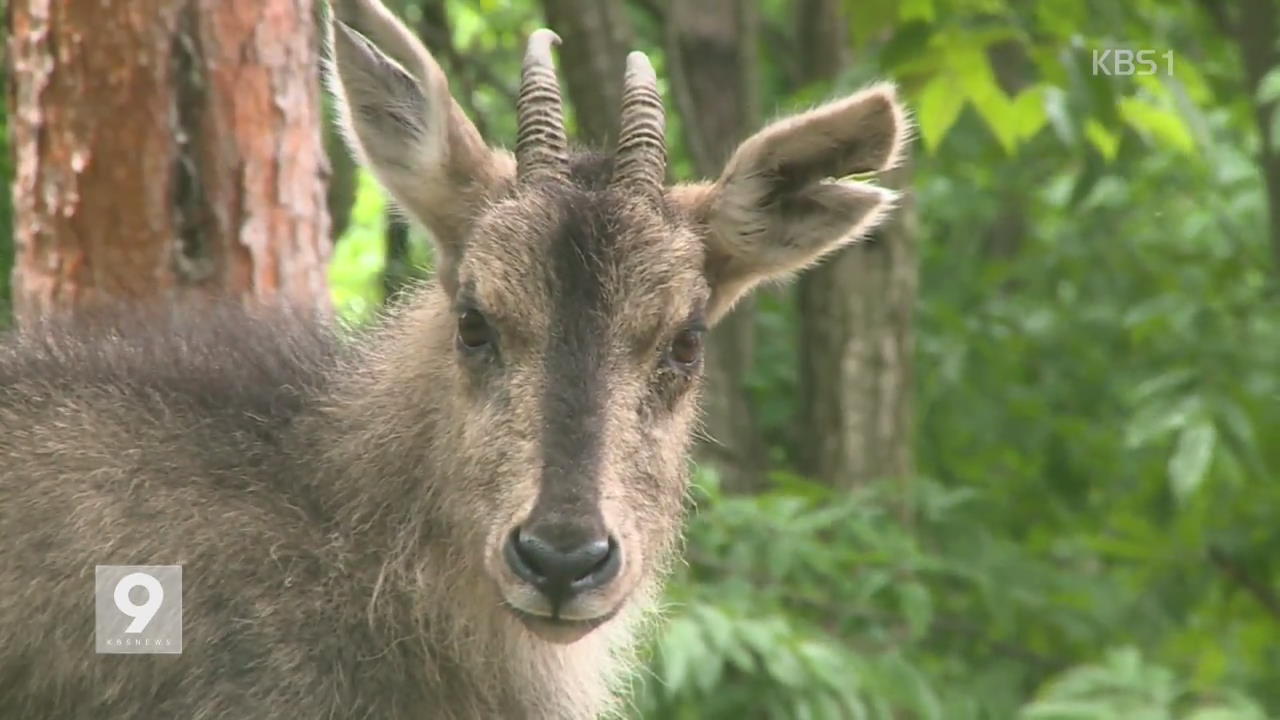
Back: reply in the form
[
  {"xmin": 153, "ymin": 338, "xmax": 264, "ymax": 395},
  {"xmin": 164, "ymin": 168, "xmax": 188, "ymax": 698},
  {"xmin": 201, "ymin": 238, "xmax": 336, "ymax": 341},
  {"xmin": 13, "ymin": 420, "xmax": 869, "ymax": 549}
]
[
  {"xmin": 516, "ymin": 29, "xmax": 569, "ymax": 182},
  {"xmin": 610, "ymin": 51, "xmax": 666, "ymax": 193}
]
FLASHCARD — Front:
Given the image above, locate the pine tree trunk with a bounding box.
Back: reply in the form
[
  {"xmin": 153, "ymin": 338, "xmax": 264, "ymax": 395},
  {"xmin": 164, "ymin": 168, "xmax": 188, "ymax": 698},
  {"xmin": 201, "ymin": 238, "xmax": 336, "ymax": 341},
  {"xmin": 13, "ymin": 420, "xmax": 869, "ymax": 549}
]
[
  {"xmin": 794, "ymin": 0, "xmax": 917, "ymax": 489},
  {"xmin": 8, "ymin": 0, "xmax": 331, "ymax": 325}
]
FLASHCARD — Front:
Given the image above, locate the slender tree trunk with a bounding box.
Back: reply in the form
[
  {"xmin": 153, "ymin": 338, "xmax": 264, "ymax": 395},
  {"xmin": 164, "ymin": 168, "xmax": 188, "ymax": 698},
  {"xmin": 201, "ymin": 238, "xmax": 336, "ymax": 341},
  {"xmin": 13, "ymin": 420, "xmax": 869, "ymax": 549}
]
[
  {"xmin": 665, "ymin": 0, "xmax": 766, "ymax": 491},
  {"xmin": 794, "ymin": 0, "xmax": 848, "ymax": 82},
  {"xmin": 383, "ymin": 212, "xmax": 416, "ymax": 302},
  {"xmin": 7, "ymin": 0, "xmax": 331, "ymax": 324},
  {"xmin": 983, "ymin": 40, "xmax": 1030, "ymax": 262},
  {"xmin": 538, "ymin": 0, "xmax": 633, "ymax": 149},
  {"xmin": 797, "ymin": 167, "xmax": 917, "ymax": 489},
  {"xmin": 1197, "ymin": 0, "xmax": 1280, "ymax": 270},
  {"xmin": 1234, "ymin": 0, "xmax": 1280, "ymax": 272},
  {"xmin": 795, "ymin": 0, "xmax": 917, "ymax": 489}
]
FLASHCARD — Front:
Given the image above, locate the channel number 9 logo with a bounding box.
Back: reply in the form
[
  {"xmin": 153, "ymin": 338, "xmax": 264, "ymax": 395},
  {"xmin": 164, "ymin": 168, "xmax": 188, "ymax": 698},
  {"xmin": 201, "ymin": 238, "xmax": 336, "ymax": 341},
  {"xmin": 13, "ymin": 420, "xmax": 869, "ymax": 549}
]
[{"xmin": 113, "ymin": 572, "xmax": 165, "ymax": 633}]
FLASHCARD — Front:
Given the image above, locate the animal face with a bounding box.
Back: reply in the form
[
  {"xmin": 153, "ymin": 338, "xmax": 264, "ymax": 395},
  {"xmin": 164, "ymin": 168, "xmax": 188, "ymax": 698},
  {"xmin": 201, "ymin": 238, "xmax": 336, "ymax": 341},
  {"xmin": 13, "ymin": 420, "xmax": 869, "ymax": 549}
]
[
  {"xmin": 327, "ymin": 0, "xmax": 907, "ymax": 642},
  {"xmin": 445, "ymin": 182, "xmax": 708, "ymax": 640}
]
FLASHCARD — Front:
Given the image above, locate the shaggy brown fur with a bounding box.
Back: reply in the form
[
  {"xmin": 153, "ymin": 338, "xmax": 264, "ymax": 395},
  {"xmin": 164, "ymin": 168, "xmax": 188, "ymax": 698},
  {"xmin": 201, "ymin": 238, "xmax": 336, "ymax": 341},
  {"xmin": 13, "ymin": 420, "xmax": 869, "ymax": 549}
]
[{"xmin": 0, "ymin": 0, "xmax": 908, "ymax": 717}]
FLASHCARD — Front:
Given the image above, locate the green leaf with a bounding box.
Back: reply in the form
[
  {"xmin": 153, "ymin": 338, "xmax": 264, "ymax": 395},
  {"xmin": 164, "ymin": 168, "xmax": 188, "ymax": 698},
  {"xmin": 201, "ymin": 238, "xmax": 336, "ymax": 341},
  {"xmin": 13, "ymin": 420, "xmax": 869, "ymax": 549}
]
[
  {"xmin": 447, "ymin": 0, "xmax": 485, "ymax": 48},
  {"xmin": 917, "ymin": 76, "xmax": 966, "ymax": 153},
  {"xmin": 1020, "ymin": 699, "xmax": 1114, "ymax": 719},
  {"xmin": 658, "ymin": 616, "xmax": 703, "ymax": 694},
  {"xmin": 762, "ymin": 643, "xmax": 807, "ymax": 688},
  {"xmin": 1128, "ymin": 368, "xmax": 1196, "ymax": 404},
  {"xmin": 879, "ymin": 22, "xmax": 934, "ymax": 72},
  {"xmin": 1169, "ymin": 421, "xmax": 1215, "ymax": 502},
  {"xmin": 953, "ymin": 44, "xmax": 1018, "ymax": 152},
  {"xmin": 1043, "ymin": 85, "xmax": 1078, "ymax": 146},
  {"xmin": 899, "ymin": 0, "xmax": 934, "ymax": 22},
  {"xmin": 848, "ymin": 2, "xmax": 900, "ymax": 47},
  {"xmin": 1011, "ymin": 85, "xmax": 1049, "ymax": 142},
  {"xmin": 329, "ymin": 170, "xmax": 389, "ymax": 325},
  {"xmin": 1256, "ymin": 67, "xmax": 1280, "ymax": 105},
  {"xmin": 797, "ymin": 640, "xmax": 860, "ymax": 697},
  {"xmin": 897, "ymin": 582, "xmax": 933, "ymax": 639},
  {"xmin": 1084, "ymin": 119, "xmax": 1120, "ymax": 161},
  {"xmin": 1186, "ymin": 710, "xmax": 1265, "ymax": 720},
  {"xmin": 879, "ymin": 654, "xmax": 944, "ymax": 720},
  {"xmin": 1117, "ymin": 97, "xmax": 1195, "ymax": 155},
  {"xmin": 1125, "ymin": 394, "xmax": 1198, "ymax": 448},
  {"xmin": 691, "ymin": 604, "xmax": 734, "ymax": 654},
  {"xmin": 1034, "ymin": 0, "xmax": 1087, "ymax": 37}
]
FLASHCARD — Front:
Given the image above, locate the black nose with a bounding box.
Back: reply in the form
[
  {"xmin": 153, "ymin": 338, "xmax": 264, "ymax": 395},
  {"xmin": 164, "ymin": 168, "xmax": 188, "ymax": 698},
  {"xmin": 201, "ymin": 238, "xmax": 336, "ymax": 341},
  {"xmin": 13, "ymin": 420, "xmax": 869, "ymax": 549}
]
[{"xmin": 504, "ymin": 526, "xmax": 621, "ymax": 606}]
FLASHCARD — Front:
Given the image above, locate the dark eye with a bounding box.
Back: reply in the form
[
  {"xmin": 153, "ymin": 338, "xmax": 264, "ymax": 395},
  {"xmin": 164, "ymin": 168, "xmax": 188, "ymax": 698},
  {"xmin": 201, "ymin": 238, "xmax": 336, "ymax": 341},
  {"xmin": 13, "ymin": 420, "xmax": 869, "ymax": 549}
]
[
  {"xmin": 457, "ymin": 309, "xmax": 493, "ymax": 351},
  {"xmin": 667, "ymin": 328, "xmax": 704, "ymax": 367}
]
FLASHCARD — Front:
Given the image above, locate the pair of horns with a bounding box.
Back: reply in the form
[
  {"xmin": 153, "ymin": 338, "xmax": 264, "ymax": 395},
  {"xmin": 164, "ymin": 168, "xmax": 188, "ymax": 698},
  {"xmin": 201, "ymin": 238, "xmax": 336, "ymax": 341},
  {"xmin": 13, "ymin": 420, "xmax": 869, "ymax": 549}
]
[{"xmin": 515, "ymin": 29, "xmax": 665, "ymax": 191}]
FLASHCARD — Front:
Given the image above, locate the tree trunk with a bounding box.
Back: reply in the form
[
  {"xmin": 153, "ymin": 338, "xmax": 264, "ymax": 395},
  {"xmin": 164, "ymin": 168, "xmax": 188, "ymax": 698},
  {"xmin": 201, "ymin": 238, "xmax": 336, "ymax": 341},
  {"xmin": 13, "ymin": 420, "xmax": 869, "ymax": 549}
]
[
  {"xmin": 538, "ymin": 0, "xmax": 633, "ymax": 149},
  {"xmin": 794, "ymin": 0, "xmax": 847, "ymax": 82},
  {"xmin": 797, "ymin": 166, "xmax": 917, "ymax": 489},
  {"xmin": 983, "ymin": 40, "xmax": 1031, "ymax": 263},
  {"xmin": 1195, "ymin": 0, "xmax": 1280, "ymax": 270},
  {"xmin": 383, "ymin": 213, "xmax": 416, "ymax": 302},
  {"xmin": 8, "ymin": 0, "xmax": 331, "ymax": 325},
  {"xmin": 1232, "ymin": 0, "xmax": 1280, "ymax": 272},
  {"xmin": 665, "ymin": 0, "xmax": 766, "ymax": 491},
  {"xmin": 794, "ymin": 0, "xmax": 917, "ymax": 489}
]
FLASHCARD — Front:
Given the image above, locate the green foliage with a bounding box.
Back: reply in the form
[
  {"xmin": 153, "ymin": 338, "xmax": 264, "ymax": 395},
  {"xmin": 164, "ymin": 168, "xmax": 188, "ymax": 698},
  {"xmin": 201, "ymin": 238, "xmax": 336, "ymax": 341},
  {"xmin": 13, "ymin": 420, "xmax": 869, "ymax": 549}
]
[
  {"xmin": 633, "ymin": 469, "xmax": 954, "ymax": 719},
  {"xmin": 329, "ymin": 169, "xmax": 433, "ymax": 325},
  {"xmin": 638, "ymin": 463, "xmax": 1278, "ymax": 718},
  {"xmin": 871, "ymin": 0, "xmax": 1217, "ymax": 160},
  {"xmin": 1019, "ymin": 648, "xmax": 1269, "ymax": 720},
  {"xmin": 329, "ymin": 170, "xmax": 390, "ymax": 325}
]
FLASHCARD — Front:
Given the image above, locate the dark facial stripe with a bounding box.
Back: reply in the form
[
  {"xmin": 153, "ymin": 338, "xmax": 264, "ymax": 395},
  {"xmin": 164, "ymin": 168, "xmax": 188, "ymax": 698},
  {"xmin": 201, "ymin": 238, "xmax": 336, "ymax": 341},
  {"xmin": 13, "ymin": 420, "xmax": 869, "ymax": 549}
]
[{"xmin": 527, "ymin": 194, "xmax": 616, "ymax": 546}]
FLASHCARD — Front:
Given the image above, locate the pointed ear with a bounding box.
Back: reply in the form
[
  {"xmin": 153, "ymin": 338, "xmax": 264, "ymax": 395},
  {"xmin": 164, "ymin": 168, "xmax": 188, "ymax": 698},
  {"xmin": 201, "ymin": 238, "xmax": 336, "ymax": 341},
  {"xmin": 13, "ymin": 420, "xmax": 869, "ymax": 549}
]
[
  {"xmin": 671, "ymin": 83, "xmax": 910, "ymax": 323},
  {"xmin": 325, "ymin": 0, "xmax": 514, "ymax": 288}
]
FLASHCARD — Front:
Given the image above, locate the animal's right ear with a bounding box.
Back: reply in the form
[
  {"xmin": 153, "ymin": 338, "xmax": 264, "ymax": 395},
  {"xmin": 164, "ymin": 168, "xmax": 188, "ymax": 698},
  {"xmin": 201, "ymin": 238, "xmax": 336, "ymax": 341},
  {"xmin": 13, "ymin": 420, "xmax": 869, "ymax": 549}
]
[
  {"xmin": 669, "ymin": 84, "xmax": 908, "ymax": 324},
  {"xmin": 326, "ymin": 0, "xmax": 514, "ymax": 288}
]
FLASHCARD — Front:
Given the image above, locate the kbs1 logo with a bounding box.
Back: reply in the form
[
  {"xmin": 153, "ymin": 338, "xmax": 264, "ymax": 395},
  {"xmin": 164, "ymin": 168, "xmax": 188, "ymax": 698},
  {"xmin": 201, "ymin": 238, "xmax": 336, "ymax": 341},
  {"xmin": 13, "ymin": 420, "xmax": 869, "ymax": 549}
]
[
  {"xmin": 95, "ymin": 565, "xmax": 183, "ymax": 654},
  {"xmin": 1092, "ymin": 49, "xmax": 1174, "ymax": 76}
]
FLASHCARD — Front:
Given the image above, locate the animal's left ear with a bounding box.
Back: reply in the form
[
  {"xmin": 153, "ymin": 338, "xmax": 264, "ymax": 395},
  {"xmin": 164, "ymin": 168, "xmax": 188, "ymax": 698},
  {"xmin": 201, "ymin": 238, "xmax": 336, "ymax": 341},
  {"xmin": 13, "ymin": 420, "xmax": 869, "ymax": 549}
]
[
  {"xmin": 670, "ymin": 83, "xmax": 910, "ymax": 324},
  {"xmin": 326, "ymin": 0, "xmax": 515, "ymax": 292}
]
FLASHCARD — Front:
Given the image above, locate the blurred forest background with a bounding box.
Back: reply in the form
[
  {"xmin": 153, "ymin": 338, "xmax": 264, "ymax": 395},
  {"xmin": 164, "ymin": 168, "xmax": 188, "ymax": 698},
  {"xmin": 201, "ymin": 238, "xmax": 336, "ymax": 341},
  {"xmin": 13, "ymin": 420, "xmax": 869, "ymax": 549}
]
[{"xmin": 3, "ymin": 0, "xmax": 1280, "ymax": 717}]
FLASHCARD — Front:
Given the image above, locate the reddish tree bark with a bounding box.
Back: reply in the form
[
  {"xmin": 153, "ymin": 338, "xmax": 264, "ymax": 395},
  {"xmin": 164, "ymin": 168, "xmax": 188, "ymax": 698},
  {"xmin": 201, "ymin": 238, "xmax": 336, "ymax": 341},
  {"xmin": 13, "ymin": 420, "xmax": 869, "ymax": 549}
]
[{"xmin": 8, "ymin": 0, "xmax": 331, "ymax": 324}]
